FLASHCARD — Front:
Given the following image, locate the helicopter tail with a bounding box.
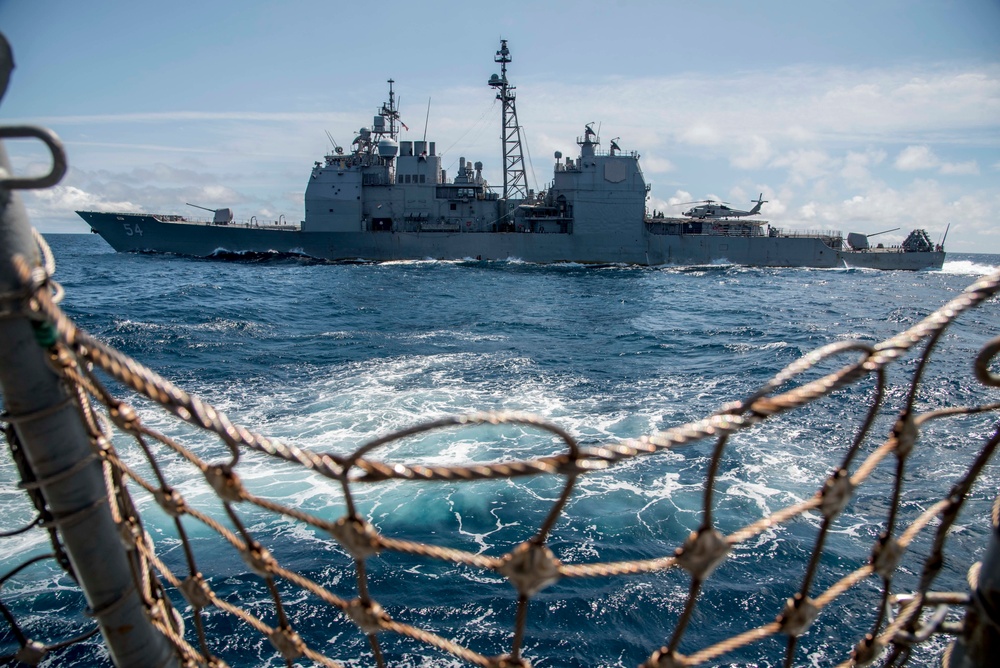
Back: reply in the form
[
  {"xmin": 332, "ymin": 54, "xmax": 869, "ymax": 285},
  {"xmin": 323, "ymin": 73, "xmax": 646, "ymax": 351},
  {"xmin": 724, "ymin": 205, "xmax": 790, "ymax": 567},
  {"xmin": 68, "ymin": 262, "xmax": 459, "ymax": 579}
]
[{"xmin": 748, "ymin": 193, "xmax": 768, "ymax": 215}]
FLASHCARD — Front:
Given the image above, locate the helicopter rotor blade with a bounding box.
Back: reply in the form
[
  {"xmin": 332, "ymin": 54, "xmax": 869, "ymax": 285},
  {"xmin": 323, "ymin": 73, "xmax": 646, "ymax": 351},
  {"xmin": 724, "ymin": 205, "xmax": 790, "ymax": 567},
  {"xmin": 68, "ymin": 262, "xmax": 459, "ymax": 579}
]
[{"xmin": 675, "ymin": 199, "xmax": 718, "ymax": 206}]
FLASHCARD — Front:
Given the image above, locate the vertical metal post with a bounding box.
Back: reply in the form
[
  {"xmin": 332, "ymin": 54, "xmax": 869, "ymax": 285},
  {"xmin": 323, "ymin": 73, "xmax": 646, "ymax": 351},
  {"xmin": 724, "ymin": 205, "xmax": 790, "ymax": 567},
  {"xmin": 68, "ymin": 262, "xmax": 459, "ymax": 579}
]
[
  {"xmin": 946, "ymin": 501, "xmax": 1000, "ymax": 667},
  {"xmin": 0, "ymin": 34, "xmax": 178, "ymax": 667}
]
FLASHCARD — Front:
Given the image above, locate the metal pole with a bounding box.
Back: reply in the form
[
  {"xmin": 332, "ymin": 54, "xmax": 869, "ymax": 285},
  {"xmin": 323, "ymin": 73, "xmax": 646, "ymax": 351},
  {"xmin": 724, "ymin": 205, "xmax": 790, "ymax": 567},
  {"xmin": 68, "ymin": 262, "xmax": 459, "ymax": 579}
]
[
  {"xmin": 946, "ymin": 499, "xmax": 1000, "ymax": 667},
  {"xmin": 0, "ymin": 34, "xmax": 178, "ymax": 667}
]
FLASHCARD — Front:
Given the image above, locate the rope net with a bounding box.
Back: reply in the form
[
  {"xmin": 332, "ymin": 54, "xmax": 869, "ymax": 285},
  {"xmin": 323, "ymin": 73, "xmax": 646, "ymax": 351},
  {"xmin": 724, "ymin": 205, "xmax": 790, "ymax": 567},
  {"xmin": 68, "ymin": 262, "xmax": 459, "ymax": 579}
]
[{"xmin": 1, "ymin": 234, "xmax": 999, "ymax": 668}]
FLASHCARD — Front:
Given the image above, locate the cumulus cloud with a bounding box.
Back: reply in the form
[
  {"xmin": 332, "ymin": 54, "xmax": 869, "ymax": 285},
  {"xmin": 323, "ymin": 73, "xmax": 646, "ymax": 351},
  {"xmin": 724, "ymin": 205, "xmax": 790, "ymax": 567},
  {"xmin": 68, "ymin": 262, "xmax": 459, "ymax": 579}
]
[
  {"xmin": 770, "ymin": 149, "xmax": 833, "ymax": 184},
  {"xmin": 939, "ymin": 161, "xmax": 980, "ymax": 175},
  {"xmin": 31, "ymin": 185, "xmax": 141, "ymax": 214},
  {"xmin": 841, "ymin": 149, "xmax": 887, "ymax": 185},
  {"xmin": 679, "ymin": 124, "xmax": 721, "ymax": 146},
  {"xmin": 730, "ymin": 135, "xmax": 772, "ymax": 170},
  {"xmin": 641, "ymin": 154, "xmax": 676, "ymax": 173},
  {"xmin": 894, "ymin": 146, "xmax": 982, "ymax": 176},
  {"xmin": 895, "ymin": 145, "xmax": 939, "ymax": 171}
]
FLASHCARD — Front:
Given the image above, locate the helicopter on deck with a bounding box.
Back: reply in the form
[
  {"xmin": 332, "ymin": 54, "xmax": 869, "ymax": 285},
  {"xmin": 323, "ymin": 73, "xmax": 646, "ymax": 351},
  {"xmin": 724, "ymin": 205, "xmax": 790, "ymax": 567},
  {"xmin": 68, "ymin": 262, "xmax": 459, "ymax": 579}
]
[{"xmin": 679, "ymin": 193, "xmax": 767, "ymax": 219}]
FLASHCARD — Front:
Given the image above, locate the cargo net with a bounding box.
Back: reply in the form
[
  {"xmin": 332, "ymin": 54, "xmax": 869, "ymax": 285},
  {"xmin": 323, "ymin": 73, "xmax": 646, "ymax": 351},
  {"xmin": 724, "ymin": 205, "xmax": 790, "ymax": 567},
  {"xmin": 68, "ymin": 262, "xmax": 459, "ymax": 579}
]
[{"xmin": 2, "ymin": 235, "xmax": 1000, "ymax": 668}]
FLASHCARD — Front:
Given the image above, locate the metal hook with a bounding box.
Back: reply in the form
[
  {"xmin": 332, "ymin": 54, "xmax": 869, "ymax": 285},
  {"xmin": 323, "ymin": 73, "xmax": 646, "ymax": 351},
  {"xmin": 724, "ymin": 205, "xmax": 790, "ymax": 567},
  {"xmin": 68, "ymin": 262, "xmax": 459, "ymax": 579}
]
[{"xmin": 0, "ymin": 125, "xmax": 67, "ymax": 190}]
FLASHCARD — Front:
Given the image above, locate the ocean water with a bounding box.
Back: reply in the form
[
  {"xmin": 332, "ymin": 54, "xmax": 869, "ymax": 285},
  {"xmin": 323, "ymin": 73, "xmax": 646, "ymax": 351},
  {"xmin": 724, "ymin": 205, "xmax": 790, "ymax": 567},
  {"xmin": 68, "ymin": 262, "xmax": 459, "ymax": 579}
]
[{"xmin": 2, "ymin": 234, "xmax": 999, "ymax": 667}]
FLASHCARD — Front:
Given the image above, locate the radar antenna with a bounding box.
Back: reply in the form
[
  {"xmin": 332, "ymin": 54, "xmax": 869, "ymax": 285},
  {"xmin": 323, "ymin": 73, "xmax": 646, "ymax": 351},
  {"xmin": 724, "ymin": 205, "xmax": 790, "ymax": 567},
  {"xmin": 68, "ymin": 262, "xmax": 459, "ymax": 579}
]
[
  {"xmin": 488, "ymin": 39, "xmax": 528, "ymax": 200},
  {"xmin": 379, "ymin": 79, "xmax": 407, "ymax": 141}
]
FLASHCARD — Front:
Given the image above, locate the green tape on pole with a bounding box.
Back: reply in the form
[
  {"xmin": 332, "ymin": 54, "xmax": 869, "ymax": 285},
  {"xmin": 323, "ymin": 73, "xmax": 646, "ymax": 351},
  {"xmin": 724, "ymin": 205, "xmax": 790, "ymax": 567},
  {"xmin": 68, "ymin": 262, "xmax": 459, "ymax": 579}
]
[{"xmin": 31, "ymin": 320, "xmax": 57, "ymax": 347}]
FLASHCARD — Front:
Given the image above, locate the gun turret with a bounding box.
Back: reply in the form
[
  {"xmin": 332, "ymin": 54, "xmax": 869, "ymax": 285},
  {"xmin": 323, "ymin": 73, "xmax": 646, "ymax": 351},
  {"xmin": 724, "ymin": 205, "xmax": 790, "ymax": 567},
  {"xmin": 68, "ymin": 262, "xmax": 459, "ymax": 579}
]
[{"xmin": 186, "ymin": 203, "xmax": 234, "ymax": 225}]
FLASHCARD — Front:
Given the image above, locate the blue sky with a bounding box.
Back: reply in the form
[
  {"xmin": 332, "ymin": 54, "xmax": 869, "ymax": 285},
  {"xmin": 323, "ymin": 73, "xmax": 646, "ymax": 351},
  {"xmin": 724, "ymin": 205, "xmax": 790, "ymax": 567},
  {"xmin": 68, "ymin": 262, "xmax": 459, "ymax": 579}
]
[{"xmin": 1, "ymin": 0, "xmax": 998, "ymax": 253}]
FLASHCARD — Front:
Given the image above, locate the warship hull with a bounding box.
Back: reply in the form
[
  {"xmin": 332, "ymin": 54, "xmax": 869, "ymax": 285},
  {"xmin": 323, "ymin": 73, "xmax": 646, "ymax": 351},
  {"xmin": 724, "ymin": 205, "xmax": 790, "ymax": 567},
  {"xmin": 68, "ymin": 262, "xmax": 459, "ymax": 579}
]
[{"xmin": 78, "ymin": 212, "xmax": 945, "ymax": 270}]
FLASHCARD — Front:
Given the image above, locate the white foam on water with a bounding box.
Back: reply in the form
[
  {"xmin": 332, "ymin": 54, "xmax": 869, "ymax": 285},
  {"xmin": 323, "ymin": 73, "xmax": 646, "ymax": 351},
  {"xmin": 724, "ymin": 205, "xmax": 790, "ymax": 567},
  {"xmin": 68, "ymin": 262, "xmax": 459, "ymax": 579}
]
[{"xmin": 939, "ymin": 259, "xmax": 999, "ymax": 275}]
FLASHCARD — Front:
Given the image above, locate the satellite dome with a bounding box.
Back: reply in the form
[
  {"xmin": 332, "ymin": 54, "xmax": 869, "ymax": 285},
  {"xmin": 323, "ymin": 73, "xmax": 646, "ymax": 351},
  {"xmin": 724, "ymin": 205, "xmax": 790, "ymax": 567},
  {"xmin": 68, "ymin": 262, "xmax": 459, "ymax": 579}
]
[
  {"xmin": 554, "ymin": 151, "xmax": 562, "ymax": 159},
  {"xmin": 359, "ymin": 127, "xmax": 371, "ymax": 139},
  {"xmin": 377, "ymin": 138, "xmax": 399, "ymax": 157}
]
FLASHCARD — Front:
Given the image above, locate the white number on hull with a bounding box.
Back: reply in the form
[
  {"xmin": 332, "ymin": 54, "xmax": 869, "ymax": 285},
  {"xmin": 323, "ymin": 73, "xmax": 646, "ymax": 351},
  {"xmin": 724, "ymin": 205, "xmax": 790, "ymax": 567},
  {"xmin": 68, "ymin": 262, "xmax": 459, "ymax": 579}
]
[{"xmin": 123, "ymin": 222, "xmax": 143, "ymax": 237}]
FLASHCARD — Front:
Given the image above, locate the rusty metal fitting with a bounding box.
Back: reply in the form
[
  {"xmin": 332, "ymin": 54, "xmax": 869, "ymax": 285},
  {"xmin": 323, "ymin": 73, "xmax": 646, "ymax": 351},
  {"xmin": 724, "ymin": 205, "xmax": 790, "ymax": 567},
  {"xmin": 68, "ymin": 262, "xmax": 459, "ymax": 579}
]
[
  {"xmin": 820, "ymin": 469, "xmax": 854, "ymax": 519},
  {"xmin": 872, "ymin": 535, "xmax": 905, "ymax": 579},
  {"xmin": 179, "ymin": 573, "xmax": 213, "ymax": 609},
  {"xmin": 641, "ymin": 647, "xmax": 686, "ymax": 668},
  {"xmin": 267, "ymin": 625, "xmax": 305, "ymax": 661},
  {"xmin": 110, "ymin": 402, "xmax": 139, "ymax": 431},
  {"xmin": 14, "ymin": 639, "xmax": 46, "ymax": 665},
  {"xmin": 117, "ymin": 518, "xmax": 141, "ymax": 551},
  {"xmin": 51, "ymin": 344, "xmax": 75, "ymax": 370},
  {"xmin": 242, "ymin": 543, "xmax": 277, "ymax": 578},
  {"xmin": 204, "ymin": 464, "xmax": 245, "ymax": 503},
  {"xmin": 892, "ymin": 414, "xmax": 918, "ymax": 459},
  {"xmin": 146, "ymin": 598, "xmax": 185, "ymax": 638},
  {"xmin": 145, "ymin": 597, "xmax": 167, "ymax": 625},
  {"xmin": 329, "ymin": 516, "xmax": 381, "ymax": 560},
  {"xmin": 92, "ymin": 433, "xmax": 113, "ymax": 457},
  {"xmin": 153, "ymin": 487, "xmax": 186, "ymax": 518},
  {"xmin": 676, "ymin": 527, "xmax": 730, "ymax": 580},
  {"xmin": 345, "ymin": 598, "xmax": 389, "ymax": 635},
  {"xmin": 851, "ymin": 633, "xmax": 884, "ymax": 667},
  {"xmin": 498, "ymin": 541, "xmax": 561, "ymax": 597},
  {"xmin": 778, "ymin": 593, "xmax": 819, "ymax": 637}
]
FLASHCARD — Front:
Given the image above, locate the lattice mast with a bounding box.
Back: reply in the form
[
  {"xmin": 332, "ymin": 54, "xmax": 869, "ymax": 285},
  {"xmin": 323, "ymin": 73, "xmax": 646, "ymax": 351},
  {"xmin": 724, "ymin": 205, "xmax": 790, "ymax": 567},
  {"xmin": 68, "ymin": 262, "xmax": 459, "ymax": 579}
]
[{"xmin": 488, "ymin": 39, "xmax": 528, "ymax": 201}]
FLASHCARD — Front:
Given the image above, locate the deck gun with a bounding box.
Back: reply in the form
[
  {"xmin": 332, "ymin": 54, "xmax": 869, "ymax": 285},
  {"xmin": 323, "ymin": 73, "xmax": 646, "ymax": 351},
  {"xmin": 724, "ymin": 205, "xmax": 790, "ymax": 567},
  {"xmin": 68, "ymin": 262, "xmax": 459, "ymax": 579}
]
[{"xmin": 186, "ymin": 202, "xmax": 234, "ymax": 225}]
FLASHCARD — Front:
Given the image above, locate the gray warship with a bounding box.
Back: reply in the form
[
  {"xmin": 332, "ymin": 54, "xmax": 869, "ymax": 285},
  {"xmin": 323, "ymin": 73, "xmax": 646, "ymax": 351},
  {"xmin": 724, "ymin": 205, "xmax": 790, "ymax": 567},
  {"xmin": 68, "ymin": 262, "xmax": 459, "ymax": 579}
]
[{"xmin": 79, "ymin": 41, "xmax": 945, "ymax": 270}]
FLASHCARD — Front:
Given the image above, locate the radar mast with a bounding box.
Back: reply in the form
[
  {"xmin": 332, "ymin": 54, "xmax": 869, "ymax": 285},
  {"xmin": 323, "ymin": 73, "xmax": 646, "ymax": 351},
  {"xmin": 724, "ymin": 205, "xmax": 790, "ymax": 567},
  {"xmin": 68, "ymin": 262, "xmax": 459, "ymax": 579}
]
[{"xmin": 488, "ymin": 39, "xmax": 528, "ymax": 201}]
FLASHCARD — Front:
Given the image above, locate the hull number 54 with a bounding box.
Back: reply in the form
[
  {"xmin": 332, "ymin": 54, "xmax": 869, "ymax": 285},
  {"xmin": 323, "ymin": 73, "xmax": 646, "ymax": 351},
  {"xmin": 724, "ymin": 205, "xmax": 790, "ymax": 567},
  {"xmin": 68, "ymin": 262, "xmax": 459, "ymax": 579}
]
[{"xmin": 123, "ymin": 222, "xmax": 143, "ymax": 237}]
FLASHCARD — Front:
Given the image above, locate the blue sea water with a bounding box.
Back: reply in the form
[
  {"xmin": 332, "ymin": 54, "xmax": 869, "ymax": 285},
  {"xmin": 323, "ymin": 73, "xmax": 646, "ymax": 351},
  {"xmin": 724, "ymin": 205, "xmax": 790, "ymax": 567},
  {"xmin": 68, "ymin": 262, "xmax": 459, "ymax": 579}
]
[{"xmin": 2, "ymin": 234, "xmax": 999, "ymax": 667}]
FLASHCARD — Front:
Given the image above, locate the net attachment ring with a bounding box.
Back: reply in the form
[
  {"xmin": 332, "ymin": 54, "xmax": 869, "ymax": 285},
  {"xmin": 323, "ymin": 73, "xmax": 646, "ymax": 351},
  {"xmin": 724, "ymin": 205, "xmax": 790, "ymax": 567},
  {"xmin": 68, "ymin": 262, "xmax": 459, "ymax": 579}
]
[
  {"xmin": 498, "ymin": 541, "xmax": 561, "ymax": 597},
  {"xmin": 346, "ymin": 598, "xmax": 389, "ymax": 636},
  {"xmin": 778, "ymin": 593, "xmax": 819, "ymax": 637},
  {"xmin": 676, "ymin": 527, "xmax": 730, "ymax": 580},
  {"xmin": 267, "ymin": 625, "xmax": 305, "ymax": 661},
  {"xmin": 641, "ymin": 648, "xmax": 686, "ymax": 668},
  {"xmin": 329, "ymin": 516, "xmax": 381, "ymax": 560}
]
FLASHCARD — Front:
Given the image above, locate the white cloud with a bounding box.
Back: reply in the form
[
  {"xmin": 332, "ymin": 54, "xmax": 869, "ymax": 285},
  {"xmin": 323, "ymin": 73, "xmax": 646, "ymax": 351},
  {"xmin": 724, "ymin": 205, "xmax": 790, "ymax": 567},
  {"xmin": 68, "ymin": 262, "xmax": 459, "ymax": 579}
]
[
  {"xmin": 894, "ymin": 145, "xmax": 939, "ymax": 171},
  {"xmin": 894, "ymin": 147, "xmax": 982, "ymax": 176},
  {"xmin": 679, "ymin": 124, "xmax": 721, "ymax": 146},
  {"xmin": 30, "ymin": 185, "xmax": 140, "ymax": 214},
  {"xmin": 770, "ymin": 149, "xmax": 833, "ymax": 184},
  {"xmin": 939, "ymin": 160, "xmax": 980, "ymax": 175},
  {"xmin": 641, "ymin": 154, "xmax": 675, "ymax": 173},
  {"xmin": 730, "ymin": 135, "xmax": 772, "ymax": 170},
  {"xmin": 841, "ymin": 149, "xmax": 886, "ymax": 185},
  {"xmin": 666, "ymin": 190, "xmax": 694, "ymax": 207}
]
